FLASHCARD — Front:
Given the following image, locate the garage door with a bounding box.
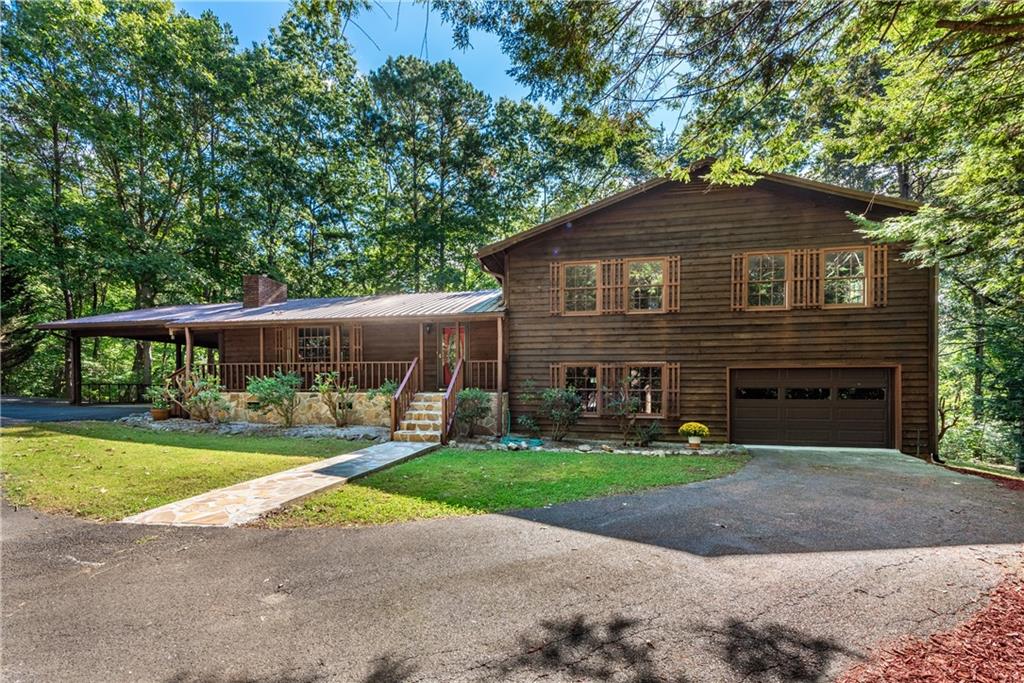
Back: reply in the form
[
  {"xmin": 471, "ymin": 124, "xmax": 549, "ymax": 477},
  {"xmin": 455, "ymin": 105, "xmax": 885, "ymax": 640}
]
[{"xmin": 730, "ymin": 367, "xmax": 892, "ymax": 448}]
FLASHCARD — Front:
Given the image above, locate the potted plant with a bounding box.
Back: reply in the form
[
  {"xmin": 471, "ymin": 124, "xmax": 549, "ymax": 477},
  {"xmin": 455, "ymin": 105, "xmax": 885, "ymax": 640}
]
[
  {"xmin": 679, "ymin": 422, "xmax": 710, "ymax": 449},
  {"xmin": 145, "ymin": 385, "xmax": 173, "ymax": 421}
]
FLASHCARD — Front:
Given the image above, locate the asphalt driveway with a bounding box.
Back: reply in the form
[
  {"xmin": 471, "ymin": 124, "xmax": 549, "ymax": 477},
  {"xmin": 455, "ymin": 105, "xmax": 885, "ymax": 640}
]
[
  {"xmin": 0, "ymin": 396, "xmax": 145, "ymax": 425},
  {"xmin": 2, "ymin": 447, "xmax": 1021, "ymax": 682}
]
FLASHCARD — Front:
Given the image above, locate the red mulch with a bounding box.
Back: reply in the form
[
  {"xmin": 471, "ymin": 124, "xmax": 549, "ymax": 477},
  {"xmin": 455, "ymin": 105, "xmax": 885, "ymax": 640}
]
[
  {"xmin": 840, "ymin": 575, "xmax": 1024, "ymax": 683},
  {"xmin": 944, "ymin": 465, "xmax": 1024, "ymax": 492}
]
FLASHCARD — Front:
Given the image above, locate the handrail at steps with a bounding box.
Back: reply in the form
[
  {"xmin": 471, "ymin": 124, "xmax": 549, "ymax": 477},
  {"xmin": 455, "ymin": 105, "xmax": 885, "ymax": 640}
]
[
  {"xmin": 390, "ymin": 357, "xmax": 420, "ymax": 437},
  {"xmin": 440, "ymin": 358, "xmax": 464, "ymax": 444}
]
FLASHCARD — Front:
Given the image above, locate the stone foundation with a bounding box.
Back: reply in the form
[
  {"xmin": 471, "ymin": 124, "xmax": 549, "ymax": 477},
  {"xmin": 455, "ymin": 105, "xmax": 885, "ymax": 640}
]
[{"xmin": 222, "ymin": 392, "xmax": 392, "ymax": 427}]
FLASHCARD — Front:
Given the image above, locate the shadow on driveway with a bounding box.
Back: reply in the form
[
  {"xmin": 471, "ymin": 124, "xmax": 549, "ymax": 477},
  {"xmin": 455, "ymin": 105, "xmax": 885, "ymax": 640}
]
[
  {"xmin": 505, "ymin": 446, "xmax": 1024, "ymax": 557},
  {"xmin": 1, "ymin": 395, "xmax": 146, "ymax": 424}
]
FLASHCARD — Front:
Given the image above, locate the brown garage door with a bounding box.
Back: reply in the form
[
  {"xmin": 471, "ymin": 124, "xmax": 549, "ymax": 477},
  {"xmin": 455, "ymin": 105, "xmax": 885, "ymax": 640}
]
[{"xmin": 730, "ymin": 367, "xmax": 892, "ymax": 448}]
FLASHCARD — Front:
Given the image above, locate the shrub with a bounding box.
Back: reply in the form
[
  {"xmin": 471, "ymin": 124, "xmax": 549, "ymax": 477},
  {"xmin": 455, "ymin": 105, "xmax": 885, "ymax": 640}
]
[
  {"xmin": 181, "ymin": 371, "xmax": 229, "ymax": 423},
  {"xmin": 456, "ymin": 387, "xmax": 492, "ymax": 438},
  {"xmin": 635, "ymin": 421, "xmax": 662, "ymax": 446},
  {"xmin": 144, "ymin": 384, "xmax": 174, "ymax": 409},
  {"xmin": 604, "ymin": 379, "xmax": 641, "ymax": 445},
  {"xmin": 246, "ymin": 371, "xmax": 303, "ymax": 427},
  {"xmin": 537, "ymin": 387, "xmax": 582, "ymax": 441},
  {"xmin": 312, "ymin": 372, "xmax": 357, "ymax": 427},
  {"xmin": 679, "ymin": 422, "xmax": 710, "ymax": 438},
  {"xmin": 515, "ymin": 413, "xmax": 540, "ymax": 437},
  {"xmin": 367, "ymin": 379, "xmax": 399, "ymax": 403}
]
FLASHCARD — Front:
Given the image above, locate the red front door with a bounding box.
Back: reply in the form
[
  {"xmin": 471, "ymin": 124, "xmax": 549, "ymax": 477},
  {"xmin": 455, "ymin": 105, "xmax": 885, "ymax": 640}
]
[{"xmin": 441, "ymin": 326, "xmax": 465, "ymax": 386}]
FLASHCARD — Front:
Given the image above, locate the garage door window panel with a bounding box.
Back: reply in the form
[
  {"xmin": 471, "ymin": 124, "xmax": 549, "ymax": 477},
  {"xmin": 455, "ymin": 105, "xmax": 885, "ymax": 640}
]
[
  {"xmin": 784, "ymin": 387, "xmax": 832, "ymax": 400},
  {"xmin": 839, "ymin": 387, "xmax": 886, "ymax": 400},
  {"xmin": 735, "ymin": 387, "xmax": 779, "ymax": 399}
]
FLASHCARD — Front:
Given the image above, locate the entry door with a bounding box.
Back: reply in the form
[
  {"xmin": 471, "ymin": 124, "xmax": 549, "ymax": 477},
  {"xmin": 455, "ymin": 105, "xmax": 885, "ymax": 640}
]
[
  {"xmin": 730, "ymin": 367, "xmax": 892, "ymax": 447},
  {"xmin": 440, "ymin": 326, "xmax": 465, "ymax": 385}
]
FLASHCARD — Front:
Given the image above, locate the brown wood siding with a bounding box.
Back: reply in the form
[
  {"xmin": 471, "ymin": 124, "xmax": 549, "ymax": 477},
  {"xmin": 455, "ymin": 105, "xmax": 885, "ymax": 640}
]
[
  {"xmin": 221, "ymin": 329, "xmax": 262, "ymax": 363},
  {"xmin": 503, "ymin": 180, "xmax": 934, "ymax": 455}
]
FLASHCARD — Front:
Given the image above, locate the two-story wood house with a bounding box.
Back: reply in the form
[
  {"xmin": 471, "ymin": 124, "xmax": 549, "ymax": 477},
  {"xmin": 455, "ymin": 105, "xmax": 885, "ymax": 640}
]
[{"xmin": 41, "ymin": 169, "xmax": 936, "ymax": 454}]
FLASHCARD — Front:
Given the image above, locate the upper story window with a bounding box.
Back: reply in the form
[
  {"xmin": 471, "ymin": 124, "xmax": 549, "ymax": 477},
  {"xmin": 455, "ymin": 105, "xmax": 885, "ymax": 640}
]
[
  {"xmin": 746, "ymin": 253, "xmax": 788, "ymax": 309},
  {"xmin": 823, "ymin": 249, "xmax": 867, "ymax": 306},
  {"xmin": 627, "ymin": 259, "xmax": 665, "ymax": 312},
  {"xmin": 562, "ymin": 262, "xmax": 599, "ymax": 313},
  {"xmin": 732, "ymin": 245, "xmax": 887, "ymax": 311},
  {"xmin": 550, "ymin": 256, "xmax": 680, "ymax": 315},
  {"xmin": 297, "ymin": 327, "xmax": 331, "ymax": 362}
]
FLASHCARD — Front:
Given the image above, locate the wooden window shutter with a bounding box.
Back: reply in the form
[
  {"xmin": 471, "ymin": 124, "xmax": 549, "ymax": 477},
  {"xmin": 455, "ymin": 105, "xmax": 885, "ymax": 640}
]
[
  {"xmin": 730, "ymin": 254, "xmax": 746, "ymax": 311},
  {"xmin": 549, "ymin": 262, "xmax": 561, "ymax": 315},
  {"xmin": 792, "ymin": 249, "xmax": 822, "ymax": 309},
  {"xmin": 666, "ymin": 256, "xmax": 682, "ymax": 312},
  {"xmin": 351, "ymin": 323, "xmax": 363, "ymax": 362},
  {"xmin": 666, "ymin": 363, "xmax": 681, "ymax": 417},
  {"xmin": 549, "ymin": 363, "xmax": 561, "ymax": 389},
  {"xmin": 871, "ymin": 244, "xmax": 888, "ymax": 307},
  {"xmin": 601, "ymin": 259, "xmax": 625, "ymax": 314},
  {"xmin": 272, "ymin": 327, "xmax": 293, "ymax": 362}
]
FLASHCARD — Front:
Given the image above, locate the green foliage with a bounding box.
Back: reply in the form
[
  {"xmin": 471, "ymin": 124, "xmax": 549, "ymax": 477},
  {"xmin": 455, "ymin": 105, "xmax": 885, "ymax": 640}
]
[
  {"xmin": 455, "ymin": 387, "xmax": 492, "ymax": 438},
  {"xmin": 182, "ymin": 372, "xmax": 230, "ymax": 424},
  {"xmin": 312, "ymin": 372, "xmax": 358, "ymax": 427},
  {"xmin": 366, "ymin": 379, "xmax": 399, "ymax": 403},
  {"xmin": 515, "ymin": 413, "xmax": 541, "ymax": 437},
  {"xmin": 679, "ymin": 422, "xmax": 710, "ymax": 438},
  {"xmin": 536, "ymin": 387, "xmax": 583, "ymax": 441},
  {"xmin": 604, "ymin": 380, "xmax": 641, "ymax": 446},
  {"xmin": 634, "ymin": 421, "xmax": 662, "ymax": 447},
  {"xmin": 246, "ymin": 371, "xmax": 303, "ymax": 427},
  {"xmin": 144, "ymin": 385, "xmax": 174, "ymax": 410}
]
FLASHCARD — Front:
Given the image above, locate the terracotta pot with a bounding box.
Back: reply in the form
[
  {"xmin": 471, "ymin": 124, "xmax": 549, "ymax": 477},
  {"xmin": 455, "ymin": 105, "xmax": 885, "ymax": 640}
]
[
  {"xmin": 150, "ymin": 407, "xmax": 170, "ymax": 421},
  {"xmin": 688, "ymin": 435, "xmax": 702, "ymax": 449}
]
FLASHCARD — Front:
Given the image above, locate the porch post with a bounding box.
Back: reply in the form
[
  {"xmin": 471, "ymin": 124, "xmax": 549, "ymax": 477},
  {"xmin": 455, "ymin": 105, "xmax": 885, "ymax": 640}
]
[
  {"xmin": 184, "ymin": 326, "xmax": 193, "ymax": 378},
  {"xmin": 418, "ymin": 322, "xmax": 425, "ymax": 388},
  {"xmin": 496, "ymin": 316, "xmax": 504, "ymax": 436},
  {"xmin": 70, "ymin": 334, "xmax": 82, "ymax": 405},
  {"xmin": 258, "ymin": 326, "xmax": 265, "ymax": 373},
  {"xmin": 175, "ymin": 342, "xmax": 184, "ymax": 371}
]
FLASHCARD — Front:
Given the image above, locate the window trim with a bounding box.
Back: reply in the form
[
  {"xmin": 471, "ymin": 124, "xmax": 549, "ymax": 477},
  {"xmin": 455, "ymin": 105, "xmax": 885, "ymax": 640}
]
[
  {"xmin": 563, "ymin": 364, "xmax": 601, "ymax": 416},
  {"xmin": 555, "ymin": 361, "xmax": 672, "ymax": 418},
  {"xmin": 743, "ymin": 251, "xmax": 791, "ymax": 311},
  {"xmin": 821, "ymin": 246, "xmax": 871, "ymax": 309},
  {"xmin": 560, "ymin": 260, "xmax": 602, "ymax": 316},
  {"xmin": 624, "ymin": 257, "xmax": 669, "ymax": 314},
  {"xmin": 296, "ymin": 326, "xmax": 332, "ymax": 363}
]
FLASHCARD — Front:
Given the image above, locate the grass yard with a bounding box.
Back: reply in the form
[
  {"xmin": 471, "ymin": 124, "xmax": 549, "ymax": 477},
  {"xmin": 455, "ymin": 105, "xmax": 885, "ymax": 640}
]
[
  {"xmin": 0, "ymin": 422, "xmax": 371, "ymax": 520},
  {"xmin": 262, "ymin": 447, "xmax": 749, "ymax": 528},
  {"xmin": 945, "ymin": 459, "xmax": 1024, "ymax": 481}
]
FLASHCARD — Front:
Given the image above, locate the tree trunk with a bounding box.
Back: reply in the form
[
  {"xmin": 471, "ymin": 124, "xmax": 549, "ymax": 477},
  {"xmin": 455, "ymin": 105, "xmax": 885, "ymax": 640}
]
[{"xmin": 972, "ymin": 291, "xmax": 986, "ymax": 458}]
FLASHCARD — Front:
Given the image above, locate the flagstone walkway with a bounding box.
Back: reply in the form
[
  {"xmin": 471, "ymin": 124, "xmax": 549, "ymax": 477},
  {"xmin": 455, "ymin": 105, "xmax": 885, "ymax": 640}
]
[{"xmin": 121, "ymin": 441, "xmax": 439, "ymax": 527}]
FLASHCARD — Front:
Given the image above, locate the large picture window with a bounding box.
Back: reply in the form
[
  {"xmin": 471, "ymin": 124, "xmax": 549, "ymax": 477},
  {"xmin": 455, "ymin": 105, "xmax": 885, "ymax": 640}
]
[
  {"xmin": 297, "ymin": 327, "xmax": 331, "ymax": 362},
  {"xmin": 823, "ymin": 249, "xmax": 868, "ymax": 307},
  {"xmin": 627, "ymin": 259, "xmax": 665, "ymax": 312},
  {"xmin": 552, "ymin": 363, "xmax": 678, "ymax": 418},
  {"xmin": 563, "ymin": 262, "xmax": 599, "ymax": 313},
  {"xmin": 746, "ymin": 253, "xmax": 788, "ymax": 309}
]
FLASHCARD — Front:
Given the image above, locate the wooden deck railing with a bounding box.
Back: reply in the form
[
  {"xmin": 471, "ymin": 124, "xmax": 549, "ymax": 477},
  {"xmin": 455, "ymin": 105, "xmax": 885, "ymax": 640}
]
[
  {"xmin": 440, "ymin": 359, "xmax": 464, "ymax": 444},
  {"xmin": 390, "ymin": 357, "xmax": 420, "ymax": 436},
  {"xmin": 206, "ymin": 361, "xmax": 413, "ymax": 392},
  {"xmin": 467, "ymin": 360, "xmax": 499, "ymax": 391},
  {"xmin": 80, "ymin": 383, "xmax": 149, "ymax": 405}
]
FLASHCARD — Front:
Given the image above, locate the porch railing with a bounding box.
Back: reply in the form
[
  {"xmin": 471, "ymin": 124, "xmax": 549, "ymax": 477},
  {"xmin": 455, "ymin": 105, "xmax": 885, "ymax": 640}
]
[
  {"xmin": 81, "ymin": 383, "xmax": 150, "ymax": 405},
  {"xmin": 390, "ymin": 357, "xmax": 420, "ymax": 436},
  {"xmin": 467, "ymin": 360, "xmax": 499, "ymax": 391},
  {"xmin": 206, "ymin": 361, "xmax": 413, "ymax": 392},
  {"xmin": 440, "ymin": 358, "xmax": 464, "ymax": 444}
]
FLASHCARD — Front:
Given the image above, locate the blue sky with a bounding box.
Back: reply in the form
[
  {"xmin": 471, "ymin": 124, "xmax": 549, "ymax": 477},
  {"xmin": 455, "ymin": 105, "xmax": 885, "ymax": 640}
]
[{"xmin": 175, "ymin": 1, "xmax": 531, "ymax": 102}]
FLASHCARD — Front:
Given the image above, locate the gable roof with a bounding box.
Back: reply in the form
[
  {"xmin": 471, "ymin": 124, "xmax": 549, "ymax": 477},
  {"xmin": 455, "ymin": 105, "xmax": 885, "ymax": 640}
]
[
  {"xmin": 477, "ymin": 171, "xmax": 920, "ymax": 262},
  {"xmin": 39, "ymin": 289, "xmax": 504, "ymax": 333}
]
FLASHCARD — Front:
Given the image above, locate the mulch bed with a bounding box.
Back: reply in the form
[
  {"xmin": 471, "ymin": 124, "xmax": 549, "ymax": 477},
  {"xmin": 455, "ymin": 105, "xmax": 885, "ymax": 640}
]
[
  {"xmin": 944, "ymin": 464, "xmax": 1024, "ymax": 492},
  {"xmin": 840, "ymin": 574, "xmax": 1024, "ymax": 683}
]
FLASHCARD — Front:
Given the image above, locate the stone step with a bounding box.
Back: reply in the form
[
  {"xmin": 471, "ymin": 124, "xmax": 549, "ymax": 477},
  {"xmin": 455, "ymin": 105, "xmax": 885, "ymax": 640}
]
[
  {"xmin": 410, "ymin": 401, "xmax": 442, "ymax": 411},
  {"xmin": 406, "ymin": 410, "xmax": 442, "ymax": 421},
  {"xmin": 414, "ymin": 392, "xmax": 445, "ymax": 400},
  {"xmin": 400, "ymin": 419, "xmax": 442, "ymax": 432},
  {"xmin": 393, "ymin": 429, "xmax": 441, "ymax": 443}
]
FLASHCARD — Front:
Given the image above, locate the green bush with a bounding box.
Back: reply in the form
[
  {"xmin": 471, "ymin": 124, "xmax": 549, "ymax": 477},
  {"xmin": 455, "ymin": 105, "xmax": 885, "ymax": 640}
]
[
  {"xmin": 456, "ymin": 387, "xmax": 491, "ymax": 438},
  {"xmin": 312, "ymin": 372, "xmax": 357, "ymax": 427},
  {"xmin": 516, "ymin": 413, "xmax": 540, "ymax": 437},
  {"xmin": 144, "ymin": 384, "xmax": 174, "ymax": 409},
  {"xmin": 246, "ymin": 371, "xmax": 303, "ymax": 427},
  {"xmin": 367, "ymin": 379, "xmax": 399, "ymax": 403},
  {"xmin": 177, "ymin": 371, "xmax": 228, "ymax": 423},
  {"xmin": 635, "ymin": 421, "xmax": 662, "ymax": 446},
  {"xmin": 604, "ymin": 380, "xmax": 641, "ymax": 445},
  {"xmin": 537, "ymin": 387, "xmax": 582, "ymax": 441}
]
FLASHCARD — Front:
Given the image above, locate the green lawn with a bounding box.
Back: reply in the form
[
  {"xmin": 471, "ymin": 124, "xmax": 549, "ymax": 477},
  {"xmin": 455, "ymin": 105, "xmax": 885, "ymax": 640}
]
[
  {"xmin": 0, "ymin": 422, "xmax": 371, "ymax": 520},
  {"xmin": 262, "ymin": 447, "xmax": 749, "ymax": 528}
]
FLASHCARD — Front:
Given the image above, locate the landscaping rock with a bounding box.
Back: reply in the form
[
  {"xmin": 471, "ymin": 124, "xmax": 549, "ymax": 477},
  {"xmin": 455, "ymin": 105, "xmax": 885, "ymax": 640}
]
[
  {"xmin": 577, "ymin": 444, "xmax": 593, "ymax": 452},
  {"xmin": 116, "ymin": 413, "xmax": 389, "ymax": 442}
]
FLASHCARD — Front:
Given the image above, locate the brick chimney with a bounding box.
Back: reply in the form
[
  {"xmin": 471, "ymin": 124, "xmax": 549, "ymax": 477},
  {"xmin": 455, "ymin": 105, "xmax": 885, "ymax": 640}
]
[{"xmin": 242, "ymin": 275, "xmax": 287, "ymax": 308}]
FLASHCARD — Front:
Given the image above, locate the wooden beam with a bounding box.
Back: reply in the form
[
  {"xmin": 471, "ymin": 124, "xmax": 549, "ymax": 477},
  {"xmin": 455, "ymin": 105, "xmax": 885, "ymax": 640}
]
[
  {"xmin": 175, "ymin": 342, "xmax": 184, "ymax": 371},
  {"xmin": 70, "ymin": 334, "xmax": 82, "ymax": 405},
  {"xmin": 184, "ymin": 327, "xmax": 193, "ymax": 378},
  {"xmin": 496, "ymin": 316, "xmax": 504, "ymax": 436},
  {"xmin": 418, "ymin": 322, "xmax": 425, "ymax": 388},
  {"xmin": 259, "ymin": 327, "xmax": 265, "ymax": 368}
]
